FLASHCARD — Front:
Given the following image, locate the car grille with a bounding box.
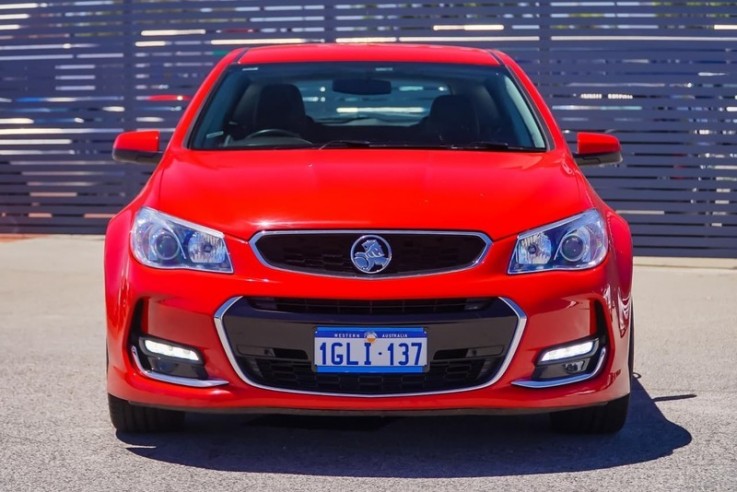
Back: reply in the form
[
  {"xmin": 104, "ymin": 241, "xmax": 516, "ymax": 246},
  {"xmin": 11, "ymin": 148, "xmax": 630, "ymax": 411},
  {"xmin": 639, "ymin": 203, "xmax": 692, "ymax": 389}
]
[
  {"xmin": 251, "ymin": 231, "xmax": 490, "ymax": 277},
  {"xmin": 217, "ymin": 296, "xmax": 520, "ymax": 396},
  {"xmin": 247, "ymin": 297, "xmax": 493, "ymax": 315}
]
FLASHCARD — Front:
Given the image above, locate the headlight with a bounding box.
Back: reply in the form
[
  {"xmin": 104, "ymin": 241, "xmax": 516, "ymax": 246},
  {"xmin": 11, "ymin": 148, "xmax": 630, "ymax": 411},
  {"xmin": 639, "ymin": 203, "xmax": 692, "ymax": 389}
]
[
  {"xmin": 509, "ymin": 209, "xmax": 608, "ymax": 274},
  {"xmin": 131, "ymin": 207, "xmax": 233, "ymax": 273}
]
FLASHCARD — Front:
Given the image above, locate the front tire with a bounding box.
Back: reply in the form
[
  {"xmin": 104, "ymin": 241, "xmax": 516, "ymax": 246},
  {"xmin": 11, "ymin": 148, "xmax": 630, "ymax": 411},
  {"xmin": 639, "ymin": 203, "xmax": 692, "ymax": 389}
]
[
  {"xmin": 549, "ymin": 394, "xmax": 629, "ymax": 434},
  {"xmin": 549, "ymin": 307, "xmax": 634, "ymax": 434},
  {"xmin": 108, "ymin": 394, "xmax": 185, "ymax": 433}
]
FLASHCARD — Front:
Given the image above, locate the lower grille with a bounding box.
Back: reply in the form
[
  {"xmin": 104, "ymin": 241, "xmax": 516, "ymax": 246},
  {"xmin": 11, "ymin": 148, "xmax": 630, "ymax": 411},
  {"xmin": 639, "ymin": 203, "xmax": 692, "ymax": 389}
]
[
  {"xmin": 217, "ymin": 296, "xmax": 521, "ymax": 396},
  {"xmin": 240, "ymin": 356, "xmax": 501, "ymax": 394},
  {"xmin": 247, "ymin": 297, "xmax": 492, "ymax": 315}
]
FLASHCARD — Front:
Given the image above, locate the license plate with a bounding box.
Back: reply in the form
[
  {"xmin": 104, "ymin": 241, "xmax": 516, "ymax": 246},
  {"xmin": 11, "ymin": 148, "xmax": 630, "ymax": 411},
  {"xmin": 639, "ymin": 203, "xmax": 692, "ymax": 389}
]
[{"xmin": 314, "ymin": 327, "xmax": 427, "ymax": 374}]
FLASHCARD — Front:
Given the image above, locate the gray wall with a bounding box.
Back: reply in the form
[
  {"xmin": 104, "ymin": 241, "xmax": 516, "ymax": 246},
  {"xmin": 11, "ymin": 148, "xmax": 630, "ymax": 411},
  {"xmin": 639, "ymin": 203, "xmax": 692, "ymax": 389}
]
[{"xmin": 0, "ymin": 1, "xmax": 735, "ymax": 257}]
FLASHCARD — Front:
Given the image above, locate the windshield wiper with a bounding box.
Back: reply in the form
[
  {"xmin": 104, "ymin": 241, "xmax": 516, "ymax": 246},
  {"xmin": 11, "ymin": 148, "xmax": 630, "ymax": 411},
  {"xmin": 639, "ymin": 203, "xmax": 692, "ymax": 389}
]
[
  {"xmin": 450, "ymin": 141, "xmax": 546, "ymax": 152},
  {"xmin": 318, "ymin": 140, "xmax": 373, "ymax": 149}
]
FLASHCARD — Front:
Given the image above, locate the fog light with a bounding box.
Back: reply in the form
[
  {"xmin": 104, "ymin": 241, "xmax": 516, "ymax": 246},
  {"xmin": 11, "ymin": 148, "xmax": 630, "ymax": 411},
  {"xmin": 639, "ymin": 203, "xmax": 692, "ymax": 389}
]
[
  {"xmin": 562, "ymin": 360, "xmax": 587, "ymax": 374},
  {"xmin": 540, "ymin": 339, "xmax": 595, "ymax": 362},
  {"xmin": 142, "ymin": 338, "xmax": 201, "ymax": 363}
]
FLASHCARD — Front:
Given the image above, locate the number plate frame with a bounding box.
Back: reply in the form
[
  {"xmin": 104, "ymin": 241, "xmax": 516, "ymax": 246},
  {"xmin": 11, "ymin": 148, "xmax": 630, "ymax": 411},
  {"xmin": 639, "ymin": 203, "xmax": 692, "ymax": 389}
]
[{"xmin": 314, "ymin": 327, "xmax": 428, "ymax": 374}]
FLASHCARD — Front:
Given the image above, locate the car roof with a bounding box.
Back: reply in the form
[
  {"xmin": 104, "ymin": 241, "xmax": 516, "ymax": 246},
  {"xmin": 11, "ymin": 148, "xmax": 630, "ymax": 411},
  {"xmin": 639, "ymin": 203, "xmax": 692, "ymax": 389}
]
[{"xmin": 236, "ymin": 43, "xmax": 502, "ymax": 66}]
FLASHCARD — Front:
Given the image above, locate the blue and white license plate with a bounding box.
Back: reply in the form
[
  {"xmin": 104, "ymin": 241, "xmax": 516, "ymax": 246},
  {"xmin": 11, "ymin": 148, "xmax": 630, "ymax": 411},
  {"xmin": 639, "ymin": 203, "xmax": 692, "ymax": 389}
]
[{"xmin": 314, "ymin": 327, "xmax": 427, "ymax": 374}]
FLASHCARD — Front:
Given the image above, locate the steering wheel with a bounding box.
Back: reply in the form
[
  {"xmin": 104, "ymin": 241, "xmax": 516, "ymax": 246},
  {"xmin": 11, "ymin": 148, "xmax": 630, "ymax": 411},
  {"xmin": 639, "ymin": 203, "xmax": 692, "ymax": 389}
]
[{"xmin": 245, "ymin": 128, "xmax": 301, "ymax": 139}]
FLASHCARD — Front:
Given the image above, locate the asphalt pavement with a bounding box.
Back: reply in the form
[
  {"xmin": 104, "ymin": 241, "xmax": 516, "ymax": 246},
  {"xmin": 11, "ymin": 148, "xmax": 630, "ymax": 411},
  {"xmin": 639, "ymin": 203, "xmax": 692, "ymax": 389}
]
[{"xmin": 0, "ymin": 236, "xmax": 735, "ymax": 491}]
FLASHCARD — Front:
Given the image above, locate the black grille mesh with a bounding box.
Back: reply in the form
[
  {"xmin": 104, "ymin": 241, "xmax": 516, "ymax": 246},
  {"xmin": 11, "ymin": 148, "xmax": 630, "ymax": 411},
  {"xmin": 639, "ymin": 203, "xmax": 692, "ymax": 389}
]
[
  {"xmin": 247, "ymin": 297, "xmax": 493, "ymax": 315},
  {"xmin": 239, "ymin": 355, "xmax": 501, "ymax": 395}
]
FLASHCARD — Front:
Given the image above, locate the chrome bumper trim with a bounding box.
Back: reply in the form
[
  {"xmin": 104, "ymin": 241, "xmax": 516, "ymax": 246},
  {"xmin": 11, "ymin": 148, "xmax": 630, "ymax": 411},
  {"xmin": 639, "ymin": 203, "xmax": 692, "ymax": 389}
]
[
  {"xmin": 511, "ymin": 347, "xmax": 608, "ymax": 389},
  {"xmin": 131, "ymin": 346, "xmax": 229, "ymax": 388}
]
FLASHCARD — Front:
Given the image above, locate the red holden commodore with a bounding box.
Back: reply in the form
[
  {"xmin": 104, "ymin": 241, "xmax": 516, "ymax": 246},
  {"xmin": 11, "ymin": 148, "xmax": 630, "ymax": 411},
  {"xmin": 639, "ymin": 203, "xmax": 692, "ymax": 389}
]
[{"xmin": 106, "ymin": 43, "xmax": 633, "ymax": 434}]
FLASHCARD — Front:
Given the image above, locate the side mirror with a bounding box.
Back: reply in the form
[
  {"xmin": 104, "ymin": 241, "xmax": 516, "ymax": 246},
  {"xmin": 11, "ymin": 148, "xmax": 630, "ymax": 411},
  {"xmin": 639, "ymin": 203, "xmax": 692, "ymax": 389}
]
[
  {"xmin": 112, "ymin": 130, "xmax": 162, "ymax": 165},
  {"xmin": 574, "ymin": 132, "xmax": 622, "ymax": 166}
]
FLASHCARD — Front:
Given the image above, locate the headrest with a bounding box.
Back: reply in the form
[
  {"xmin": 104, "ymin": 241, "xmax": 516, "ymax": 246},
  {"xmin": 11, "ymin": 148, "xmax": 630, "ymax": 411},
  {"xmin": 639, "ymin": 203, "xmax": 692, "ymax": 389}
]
[
  {"xmin": 428, "ymin": 95, "xmax": 479, "ymax": 143},
  {"xmin": 254, "ymin": 84, "xmax": 307, "ymax": 130}
]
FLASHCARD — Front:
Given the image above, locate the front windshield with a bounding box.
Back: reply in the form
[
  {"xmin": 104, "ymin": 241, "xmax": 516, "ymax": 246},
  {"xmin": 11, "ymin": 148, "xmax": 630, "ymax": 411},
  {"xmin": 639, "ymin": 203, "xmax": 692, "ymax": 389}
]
[{"xmin": 190, "ymin": 62, "xmax": 547, "ymax": 151}]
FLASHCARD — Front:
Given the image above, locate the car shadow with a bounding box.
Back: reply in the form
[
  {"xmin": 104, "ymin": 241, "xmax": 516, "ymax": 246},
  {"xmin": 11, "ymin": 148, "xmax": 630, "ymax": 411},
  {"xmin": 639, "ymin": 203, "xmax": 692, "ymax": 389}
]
[{"xmin": 118, "ymin": 378, "xmax": 692, "ymax": 477}]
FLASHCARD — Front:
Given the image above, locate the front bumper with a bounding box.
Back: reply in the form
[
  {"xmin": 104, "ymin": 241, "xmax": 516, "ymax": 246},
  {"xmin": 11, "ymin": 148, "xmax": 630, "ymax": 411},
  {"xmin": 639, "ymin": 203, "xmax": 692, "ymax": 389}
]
[{"xmin": 106, "ymin": 230, "xmax": 632, "ymax": 414}]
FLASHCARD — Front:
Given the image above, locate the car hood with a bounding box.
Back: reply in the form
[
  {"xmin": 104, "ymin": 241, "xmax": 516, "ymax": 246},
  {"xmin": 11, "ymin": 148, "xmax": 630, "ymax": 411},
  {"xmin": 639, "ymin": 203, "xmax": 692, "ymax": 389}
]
[{"xmin": 156, "ymin": 148, "xmax": 590, "ymax": 241}]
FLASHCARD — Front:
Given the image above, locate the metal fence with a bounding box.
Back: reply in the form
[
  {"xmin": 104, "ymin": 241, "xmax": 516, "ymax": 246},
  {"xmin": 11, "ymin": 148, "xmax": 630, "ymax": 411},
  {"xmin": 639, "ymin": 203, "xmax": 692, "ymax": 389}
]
[{"xmin": 0, "ymin": 1, "xmax": 735, "ymax": 257}]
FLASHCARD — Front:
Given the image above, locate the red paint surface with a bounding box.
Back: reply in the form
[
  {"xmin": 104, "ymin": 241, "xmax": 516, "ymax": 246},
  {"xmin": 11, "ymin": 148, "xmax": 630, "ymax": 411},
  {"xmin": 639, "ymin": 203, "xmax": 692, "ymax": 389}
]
[
  {"xmin": 106, "ymin": 44, "xmax": 633, "ymax": 413},
  {"xmin": 113, "ymin": 130, "xmax": 160, "ymax": 153},
  {"xmin": 577, "ymin": 132, "xmax": 622, "ymax": 156}
]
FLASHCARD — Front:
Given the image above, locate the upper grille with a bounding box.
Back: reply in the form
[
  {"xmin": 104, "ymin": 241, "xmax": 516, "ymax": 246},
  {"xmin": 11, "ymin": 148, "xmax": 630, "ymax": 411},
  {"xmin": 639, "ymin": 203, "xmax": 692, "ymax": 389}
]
[{"xmin": 252, "ymin": 231, "xmax": 490, "ymax": 277}]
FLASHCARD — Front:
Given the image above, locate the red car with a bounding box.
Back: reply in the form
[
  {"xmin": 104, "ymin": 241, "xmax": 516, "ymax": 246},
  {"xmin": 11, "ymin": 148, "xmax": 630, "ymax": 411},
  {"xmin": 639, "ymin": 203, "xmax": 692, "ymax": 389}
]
[{"xmin": 107, "ymin": 43, "xmax": 633, "ymax": 434}]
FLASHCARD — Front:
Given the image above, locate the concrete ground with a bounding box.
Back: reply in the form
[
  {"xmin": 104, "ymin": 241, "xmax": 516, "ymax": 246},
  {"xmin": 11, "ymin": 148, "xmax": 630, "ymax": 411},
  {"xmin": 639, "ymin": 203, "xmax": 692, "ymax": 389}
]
[{"xmin": 0, "ymin": 236, "xmax": 735, "ymax": 491}]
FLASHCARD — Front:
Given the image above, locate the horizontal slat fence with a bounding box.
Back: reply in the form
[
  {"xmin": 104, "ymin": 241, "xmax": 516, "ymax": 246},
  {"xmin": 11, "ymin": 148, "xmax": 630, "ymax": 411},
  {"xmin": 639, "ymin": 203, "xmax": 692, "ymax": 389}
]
[{"xmin": 0, "ymin": 1, "xmax": 735, "ymax": 257}]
